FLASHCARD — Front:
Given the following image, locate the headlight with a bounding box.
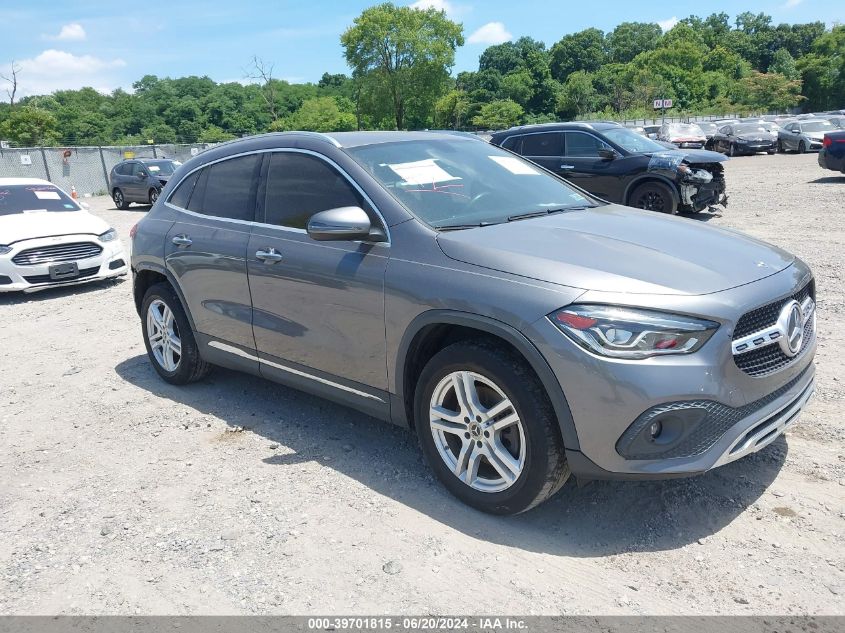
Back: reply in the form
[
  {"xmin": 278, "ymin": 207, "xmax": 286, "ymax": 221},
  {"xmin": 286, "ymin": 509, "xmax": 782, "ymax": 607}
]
[
  {"xmin": 0, "ymin": 245, "xmax": 11, "ymax": 255},
  {"xmin": 98, "ymin": 228, "xmax": 118, "ymax": 242},
  {"xmin": 550, "ymin": 305, "xmax": 719, "ymax": 359}
]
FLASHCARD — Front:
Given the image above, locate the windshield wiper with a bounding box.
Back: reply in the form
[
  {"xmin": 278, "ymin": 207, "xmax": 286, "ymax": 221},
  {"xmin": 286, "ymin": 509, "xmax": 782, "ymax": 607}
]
[
  {"xmin": 507, "ymin": 206, "xmax": 590, "ymax": 222},
  {"xmin": 433, "ymin": 221, "xmax": 500, "ymax": 231}
]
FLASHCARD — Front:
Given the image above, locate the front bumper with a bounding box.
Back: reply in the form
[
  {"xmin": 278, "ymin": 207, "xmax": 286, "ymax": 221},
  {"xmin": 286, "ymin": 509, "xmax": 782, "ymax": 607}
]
[
  {"xmin": 522, "ymin": 264, "xmax": 816, "ymax": 479},
  {"xmin": 737, "ymin": 140, "xmax": 776, "ymax": 153},
  {"xmin": 0, "ymin": 236, "xmax": 128, "ymax": 293}
]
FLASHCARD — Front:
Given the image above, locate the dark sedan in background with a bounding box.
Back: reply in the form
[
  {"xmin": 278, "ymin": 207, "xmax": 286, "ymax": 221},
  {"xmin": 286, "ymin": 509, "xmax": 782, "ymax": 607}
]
[
  {"xmin": 709, "ymin": 123, "xmax": 777, "ymax": 156},
  {"xmin": 490, "ymin": 122, "xmax": 728, "ymax": 214},
  {"xmin": 819, "ymin": 130, "xmax": 845, "ymax": 173}
]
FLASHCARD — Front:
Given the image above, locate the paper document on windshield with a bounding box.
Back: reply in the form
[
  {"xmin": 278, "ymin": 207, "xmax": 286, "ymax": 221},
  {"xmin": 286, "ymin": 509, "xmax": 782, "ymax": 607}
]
[
  {"xmin": 488, "ymin": 155, "xmax": 542, "ymax": 175},
  {"xmin": 387, "ymin": 159, "xmax": 460, "ymax": 185},
  {"xmin": 34, "ymin": 191, "xmax": 61, "ymax": 200}
]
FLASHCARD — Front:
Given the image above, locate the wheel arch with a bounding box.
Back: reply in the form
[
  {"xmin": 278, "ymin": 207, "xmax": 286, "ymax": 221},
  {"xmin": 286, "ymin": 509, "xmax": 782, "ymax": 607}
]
[
  {"xmin": 394, "ymin": 310, "xmax": 580, "ymax": 451},
  {"xmin": 623, "ymin": 174, "xmax": 680, "ymax": 209},
  {"xmin": 132, "ymin": 262, "xmax": 197, "ymax": 332}
]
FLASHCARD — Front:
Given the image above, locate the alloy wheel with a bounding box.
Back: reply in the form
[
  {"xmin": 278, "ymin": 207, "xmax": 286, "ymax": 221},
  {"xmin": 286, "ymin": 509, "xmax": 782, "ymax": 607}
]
[
  {"xmin": 637, "ymin": 190, "xmax": 666, "ymax": 212},
  {"xmin": 428, "ymin": 370, "xmax": 526, "ymax": 493},
  {"xmin": 150, "ymin": 189, "xmax": 159, "ymax": 204},
  {"xmin": 113, "ymin": 190, "xmax": 124, "ymax": 208},
  {"xmin": 146, "ymin": 299, "xmax": 182, "ymax": 372}
]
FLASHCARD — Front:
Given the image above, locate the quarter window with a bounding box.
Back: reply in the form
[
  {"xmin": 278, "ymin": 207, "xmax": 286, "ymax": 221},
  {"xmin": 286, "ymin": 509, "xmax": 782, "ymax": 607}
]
[
  {"xmin": 168, "ymin": 170, "xmax": 199, "ymax": 209},
  {"xmin": 520, "ymin": 133, "xmax": 563, "ymax": 157},
  {"xmin": 263, "ymin": 152, "xmax": 365, "ymax": 230}
]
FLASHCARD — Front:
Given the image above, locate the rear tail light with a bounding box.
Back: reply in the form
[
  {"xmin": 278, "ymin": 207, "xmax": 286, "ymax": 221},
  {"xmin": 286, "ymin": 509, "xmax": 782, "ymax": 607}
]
[
  {"xmin": 824, "ymin": 136, "xmax": 832, "ymax": 147},
  {"xmin": 129, "ymin": 223, "xmax": 139, "ymax": 239}
]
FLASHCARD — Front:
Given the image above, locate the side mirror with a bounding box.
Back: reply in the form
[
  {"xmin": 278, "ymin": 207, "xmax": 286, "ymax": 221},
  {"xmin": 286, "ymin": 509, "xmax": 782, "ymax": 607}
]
[
  {"xmin": 138, "ymin": 171, "xmax": 148, "ymax": 178},
  {"xmin": 597, "ymin": 148, "xmax": 617, "ymax": 160},
  {"xmin": 307, "ymin": 206, "xmax": 386, "ymax": 242}
]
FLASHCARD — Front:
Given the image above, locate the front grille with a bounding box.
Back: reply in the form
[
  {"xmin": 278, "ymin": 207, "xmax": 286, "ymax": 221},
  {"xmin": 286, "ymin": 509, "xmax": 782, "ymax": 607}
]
[
  {"xmin": 733, "ymin": 280, "xmax": 814, "ymax": 339},
  {"xmin": 12, "ymin": 242, "xmax": 103, "ymax": 266},
  {"xmin": 735, "ymin": 314, "xmax": 815, "ymax": 377},
  {"xmin": 617, "ymin": 366, "xmax": 810, "ymax": 460},
  {"xmin": 23, "ymin": 266, "xmax": 100, "ymax": 285}
]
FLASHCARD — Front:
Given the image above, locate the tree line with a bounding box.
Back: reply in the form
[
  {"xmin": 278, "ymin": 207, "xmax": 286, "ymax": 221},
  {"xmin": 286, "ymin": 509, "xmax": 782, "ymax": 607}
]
[{"xmin": 1, "ymin": 3, "xmax": 843, "ymax": 147}]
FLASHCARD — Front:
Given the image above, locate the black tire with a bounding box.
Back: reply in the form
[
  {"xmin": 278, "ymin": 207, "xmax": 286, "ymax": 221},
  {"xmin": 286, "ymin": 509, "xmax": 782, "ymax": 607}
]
[
  {"xmin": 798, "ymin": 140, "xmax": 807, "ymax": 154},
  {"xmin": 629, "ymin": 181, "xmax": 677, "ymax": 214},
  {"xmin": 113, "ymin": 188, "xmax": 129, "ymax": 210},
  {"xmin": 729, "ymin": 143, "xmax": 737, "ymax": 157},
  {"xmin": 767, "ymin": 149, "xmax": 776, "ymax": 155},
  {"xmin": 777, "ymin": 139, "xmax": 785, "ymax": 153},
  {"xmin": 148, "ymin": 188, "xmax": 160, "ymax": 205},
  {"xmin": 141, "ymin": 282, "xmax": 211, "ymax": 385},
  {"xmin": 414, "ymin": 340, "xmax": 570, "ymax": 515}
]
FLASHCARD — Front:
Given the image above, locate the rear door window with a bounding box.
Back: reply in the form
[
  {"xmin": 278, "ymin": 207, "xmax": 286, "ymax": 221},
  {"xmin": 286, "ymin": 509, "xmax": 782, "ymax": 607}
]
[
  {"xmin": 168, "ymin": 171, "xmax": 200, "ymax": 209},
  {"xmin": 520, "ymin": 133, "xmax": 563, "ymax": 157}
]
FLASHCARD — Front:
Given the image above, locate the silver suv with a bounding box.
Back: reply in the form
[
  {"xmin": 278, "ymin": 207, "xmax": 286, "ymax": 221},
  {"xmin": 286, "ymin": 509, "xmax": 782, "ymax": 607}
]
[{"xmin": 130, "ymin": 132, "xmax": 816, "ymax": 514}]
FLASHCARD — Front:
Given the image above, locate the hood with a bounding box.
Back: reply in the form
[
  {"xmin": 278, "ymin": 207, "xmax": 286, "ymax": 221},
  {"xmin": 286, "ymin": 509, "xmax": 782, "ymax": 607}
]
[
  {"xmin": 644, "ymin": 148, "xmax": 727, "ymax": 164},
  {"xmin": 738, "ymin": 132, "xmax": 776, "ymax": 141},
  {"xmin": 0, "ymin": 210, "xmax": 109, "ymax": 245},
  {"xmin": 436, "ymin": 206, "xmax": 794, "ymax": 296},
  {"xmin": 806, "ymin": 131, "xmax": 826, "ymax": 140}
]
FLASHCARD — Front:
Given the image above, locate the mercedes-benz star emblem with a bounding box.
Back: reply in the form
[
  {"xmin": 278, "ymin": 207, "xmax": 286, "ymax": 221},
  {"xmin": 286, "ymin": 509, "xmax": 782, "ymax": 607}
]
[{"xmin": 777, "ymin": 300, "xmax": 804, "ymax": 357}]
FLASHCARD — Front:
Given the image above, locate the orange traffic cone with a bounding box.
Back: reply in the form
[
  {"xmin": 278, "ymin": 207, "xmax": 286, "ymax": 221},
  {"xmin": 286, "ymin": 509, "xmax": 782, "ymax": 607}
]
[{"xmin": 71, "ymin": 186, "xmax": 78, "ymax": 199}]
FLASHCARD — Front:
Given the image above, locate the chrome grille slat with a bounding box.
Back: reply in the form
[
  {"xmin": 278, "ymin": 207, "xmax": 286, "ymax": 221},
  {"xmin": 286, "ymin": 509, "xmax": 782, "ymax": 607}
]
[{"xmin": 12, "ymin": 242, "xmax": 103, "ymax": 265}]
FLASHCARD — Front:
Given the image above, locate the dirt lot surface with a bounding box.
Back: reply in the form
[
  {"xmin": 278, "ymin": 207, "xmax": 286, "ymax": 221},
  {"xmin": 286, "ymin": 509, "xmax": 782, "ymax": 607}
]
[{"xmin": 1, "ymin": 152, "xmax": 843, "ymax": 616}]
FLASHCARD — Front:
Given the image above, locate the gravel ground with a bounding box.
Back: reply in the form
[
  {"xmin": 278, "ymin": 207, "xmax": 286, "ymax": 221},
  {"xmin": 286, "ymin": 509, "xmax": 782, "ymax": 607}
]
[{"xmin": 0, "ymin": 152, "xmax": 843, "ymax": 616}]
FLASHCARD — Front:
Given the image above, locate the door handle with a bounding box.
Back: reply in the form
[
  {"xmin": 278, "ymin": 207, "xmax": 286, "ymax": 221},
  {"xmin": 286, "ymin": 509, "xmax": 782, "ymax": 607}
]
[
  {"xmin": 171, "ymin": 235, "xmax": 192, "ymax": 247},
  {"xmin": 256, "ymin": 248, "xmax": 283, "ymax": 263},
  {"xmin": 560, "ymin": 164, "xmax": 575, "ymax": 169}
]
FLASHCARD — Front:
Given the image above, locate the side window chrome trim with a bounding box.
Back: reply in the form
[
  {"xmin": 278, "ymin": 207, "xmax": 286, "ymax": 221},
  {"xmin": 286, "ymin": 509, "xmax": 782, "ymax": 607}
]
[{"xmin": 165, "ymin": 147, "xmax": 391, "ymax": 245}]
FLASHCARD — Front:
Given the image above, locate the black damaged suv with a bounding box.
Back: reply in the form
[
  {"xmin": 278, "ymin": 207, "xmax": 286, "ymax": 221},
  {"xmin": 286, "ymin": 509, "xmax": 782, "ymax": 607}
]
[{"xmin": 490, "ymin": 122, "xmax": 728, "ymax": 214}]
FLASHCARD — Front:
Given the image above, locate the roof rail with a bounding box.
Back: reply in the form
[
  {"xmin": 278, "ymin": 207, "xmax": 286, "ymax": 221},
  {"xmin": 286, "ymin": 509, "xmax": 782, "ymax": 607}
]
[{"xmin": 209, "ymin": 130, "xmax": 342, "ymax": 149}]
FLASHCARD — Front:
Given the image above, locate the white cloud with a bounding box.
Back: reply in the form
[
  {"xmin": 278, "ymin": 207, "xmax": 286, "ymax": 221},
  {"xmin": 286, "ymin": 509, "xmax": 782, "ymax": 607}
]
[
  {"xmin": 467, "ymin": 22, "xmax": 512, "ymax": 45},
  {"xmin": 783, "ymin": 0, "xmax": 803, "ymax": 7},
  {"xmin": 658, "ymin": 16, "xmax": 679, "ymax": 32},
  {"xmin": 8, "ymin": 50, "xmax": 126, "ymax": 97},
  {"xmin": 45, "ymin": 23, "xmax": 87, "ymax": 41}
]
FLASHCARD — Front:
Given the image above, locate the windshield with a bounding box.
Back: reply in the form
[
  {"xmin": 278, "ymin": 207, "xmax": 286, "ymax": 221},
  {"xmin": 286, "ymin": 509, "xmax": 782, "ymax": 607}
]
[
  {"xmin": 346, "ymin": 139, "xmax": 597, "ymax": 229},
  {"xmin": 602, "ymin": 127, "xmax": 667, "ymax": 153},
  {"xmin": 667, "ymin": 123, "xmax": 705, "ymax": 136},
  {"xmin": 0, "ymin": 184, "xmax": 81, "ymax": 217},
  {"xmin": 735, "ymin": 124, "xmax": 769, "ymax": 135},
  {"xmin": 145, "ymin": 160, "xmax": 181, "ymax": 176},
  {"xmin": 699, "ymin": 123, "xmax": 717, "ymax": 133},
  {"xmin": 802, "ymin": 121, "xmax": 833, "ymax": 132}
]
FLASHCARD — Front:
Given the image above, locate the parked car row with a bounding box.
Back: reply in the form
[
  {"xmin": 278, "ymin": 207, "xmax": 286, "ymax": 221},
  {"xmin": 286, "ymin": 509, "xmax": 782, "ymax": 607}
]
[{"xmin": 109, "ymin": 158, "xmax": 182, "ymax": 209}]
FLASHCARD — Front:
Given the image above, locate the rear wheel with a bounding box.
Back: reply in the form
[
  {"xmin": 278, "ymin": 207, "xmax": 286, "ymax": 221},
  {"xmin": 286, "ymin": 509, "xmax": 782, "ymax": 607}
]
[
  {"xmin": 729, "ymin": 143, "xmax": 737, "ymax": 157},
  {"xmin": 414, "ymin": 341, "xmax": 570, "ymax": 515},
  {"xmin": 113, "ymin": 188, "xmax": 129, "ymax": 210},
  {"xmin": 629, "ymin": 181, "xmax": 677, "ymax": 214},
  {"xmin": 141, "ymin": 283, "xmax": 210, "ymax": 385}
]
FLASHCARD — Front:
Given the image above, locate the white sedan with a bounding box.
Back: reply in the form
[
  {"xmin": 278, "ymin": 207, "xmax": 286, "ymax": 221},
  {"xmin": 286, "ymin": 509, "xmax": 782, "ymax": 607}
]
[{"xmin": 0, "ymin": 178, "xmax": 127, "ymax": 293}]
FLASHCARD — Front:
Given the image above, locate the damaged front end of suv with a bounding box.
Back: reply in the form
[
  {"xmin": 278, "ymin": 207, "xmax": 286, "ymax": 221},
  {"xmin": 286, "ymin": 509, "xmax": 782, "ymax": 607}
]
[{"xmin": 648, "ymin": 150, "xmax": 728, "ymax": 213}]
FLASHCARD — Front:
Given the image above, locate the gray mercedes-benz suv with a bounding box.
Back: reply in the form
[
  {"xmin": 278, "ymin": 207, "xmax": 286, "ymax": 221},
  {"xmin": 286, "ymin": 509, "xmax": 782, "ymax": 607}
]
[{"xmin": 130, "ymin": 131, "xmax": 816, "ymax": 514}]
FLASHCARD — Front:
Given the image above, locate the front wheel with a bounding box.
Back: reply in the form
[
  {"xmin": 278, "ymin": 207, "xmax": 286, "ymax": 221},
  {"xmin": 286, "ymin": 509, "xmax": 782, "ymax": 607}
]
[
  {"xmin": 148, "ymin": 188, "xmax": 160, "ymax": 205},
  {"xmin": 141, "ymin": 283, "xmax": 211, "ymax": 385},
  {"xmin": 729, "ymin": 143, "xmax": 737, "ymax": 157},
  {"xmin": 798, "ymin": 141, "xmax": 807, "ymax": 154},
  {"xmin": 629, "ymin": 181, "xmax": 677, "ymax": 214},
  {"xmin": 414, "ymin": 341, "xmax": 570, "ymax": 515},
  {"xmin": 777, "ymin": 139, "xmax": 785, "ymax": 153}
]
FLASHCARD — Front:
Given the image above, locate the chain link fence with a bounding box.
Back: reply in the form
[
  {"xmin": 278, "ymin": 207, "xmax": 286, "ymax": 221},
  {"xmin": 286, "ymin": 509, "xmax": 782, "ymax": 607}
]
[{"xmin": 0, "ymin": 144, "xmax": 215, "ymax": 197}]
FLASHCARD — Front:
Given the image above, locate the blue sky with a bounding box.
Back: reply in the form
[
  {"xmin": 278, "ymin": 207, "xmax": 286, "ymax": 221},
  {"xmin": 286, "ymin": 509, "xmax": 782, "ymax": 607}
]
[{"xmin": 1, "ymin": 0, "xmax": 843, "ymax": 99}]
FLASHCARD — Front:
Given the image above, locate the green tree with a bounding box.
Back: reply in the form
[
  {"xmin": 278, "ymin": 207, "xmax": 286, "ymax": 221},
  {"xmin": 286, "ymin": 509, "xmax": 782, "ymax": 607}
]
[
  {"xmin": 273, "ymin": 96, "xmax": 357, "ymax": 132},
  {"xmin": 500, "ymin": 70, "xmax": 534, "ymax": 107},
  {"xmin": 556, "ymin": 71, "xmax": 597, "ymax": 119},
  {"xmin": 770, "ymin": 48, "xmax": 800, "ymax": 80},
  {"xmin": 738, "ymin": 71, "xmax": 804, "ymax": 111},
  {"xmin": 341, "ymin": 2, "xmax": 464, "ymax": 129},
  {"xmin": 607, "ymin": 22, "xmax": 663, "ymax": 63},
  {"xmin": 434, "ymin": 90, "xmax": 470, "ymax": 128},
  {"xmin": 0, "ymin": 107, "xmax": 61, "ymax": 146},
  {"xmin": 549, "ymin": 28, "xmax": 606, "ymax": 82},
  {"xmin": 472, "ymin": 99, "xmax": 523, "ymax": 129}
]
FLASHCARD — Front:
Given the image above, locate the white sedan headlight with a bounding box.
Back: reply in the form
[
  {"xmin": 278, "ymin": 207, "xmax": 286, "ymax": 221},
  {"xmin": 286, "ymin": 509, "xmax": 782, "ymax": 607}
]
[
  {"xmin": 550, "ymin": 305, "xmax": 719, "ymax": 359},
  {"xmin": 98, "ymin": 228, "xmax": 118, "ymax": 242},
  {"xmin": 0, "ymin": 245, "xmax": 11, "ymax": 255}
]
